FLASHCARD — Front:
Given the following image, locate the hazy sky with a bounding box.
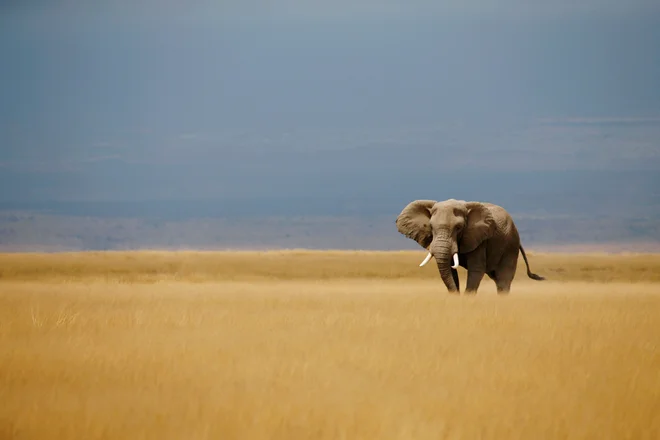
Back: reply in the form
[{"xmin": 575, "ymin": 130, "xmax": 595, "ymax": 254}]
[
  {"xmin": 4, "ymin": 0, "xmax": 659, "ymax": 128},
  {"xmin": 1, "ymin": 0, "xmax": 659, "ymax": 205},
  {"xmin": 5, "ymin": 0, "xmax": 660, "ymax": 19}
]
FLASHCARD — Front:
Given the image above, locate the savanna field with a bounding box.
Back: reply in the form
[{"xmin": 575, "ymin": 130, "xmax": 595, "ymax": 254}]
[{"xmin": 1, "ymin": 250, "xmax": 659, "ymax": 439}]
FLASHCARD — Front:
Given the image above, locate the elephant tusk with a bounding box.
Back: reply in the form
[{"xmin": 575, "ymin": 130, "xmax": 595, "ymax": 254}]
[
  {"xmin": 419, "ymin": 252, "xmax": 433, "ymax": 267},
  {"xmin": 451, "ymin": 253, "xmax": 459, "ymax": 269}
]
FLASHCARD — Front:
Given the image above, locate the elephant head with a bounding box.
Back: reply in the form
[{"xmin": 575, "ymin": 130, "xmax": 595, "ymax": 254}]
[{"xmin": 396, "ymin": 199, "xmax": 495, "ymax": 292}]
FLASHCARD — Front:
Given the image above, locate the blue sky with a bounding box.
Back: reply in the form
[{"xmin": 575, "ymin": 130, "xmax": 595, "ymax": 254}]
[{"xmin": 1, "ymin": 0, "xmax": 659, "ymax": 205}]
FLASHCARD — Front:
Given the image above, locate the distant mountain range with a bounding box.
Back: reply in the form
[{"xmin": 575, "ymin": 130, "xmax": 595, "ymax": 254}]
[{"xmin": 0, "ymin": 210, "xmax": 658, "ymax": 252}]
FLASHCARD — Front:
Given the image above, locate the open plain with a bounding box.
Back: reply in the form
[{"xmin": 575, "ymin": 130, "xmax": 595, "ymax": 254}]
[{"xmin": 1, "ymin": 250, "xmax": 659, "ymax": 439}]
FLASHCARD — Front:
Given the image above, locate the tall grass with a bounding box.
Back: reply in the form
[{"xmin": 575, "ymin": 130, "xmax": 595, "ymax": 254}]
[
  {"xmin": 1, "ymin": 279, "xmax": 659, "ymax": 439},
  {"xmin": 1, "ymin": 251, "xmax": 659, "ymax": 439}
]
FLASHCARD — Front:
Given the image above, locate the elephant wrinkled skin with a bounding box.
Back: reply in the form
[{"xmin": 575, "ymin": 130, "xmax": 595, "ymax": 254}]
[{"xmin": 396, "ymin": 199, "xmax": 545, "ymax": 294}]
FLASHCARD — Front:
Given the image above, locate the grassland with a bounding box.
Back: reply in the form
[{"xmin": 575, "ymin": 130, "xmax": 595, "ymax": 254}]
[{"xmin": 1, "ymin": 251, "xmax": 659, "ymax": 439}]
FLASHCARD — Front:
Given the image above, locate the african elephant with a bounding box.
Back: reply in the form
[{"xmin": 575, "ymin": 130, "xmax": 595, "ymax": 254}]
[{"xmin": 396, "ymin": 198, "xmax": 545, "ymax": 294}]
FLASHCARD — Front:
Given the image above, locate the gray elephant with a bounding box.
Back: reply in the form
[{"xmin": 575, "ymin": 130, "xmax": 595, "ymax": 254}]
[{"xmin": 396, "ymin": 198, "xmax": 545, "ymax": 294}]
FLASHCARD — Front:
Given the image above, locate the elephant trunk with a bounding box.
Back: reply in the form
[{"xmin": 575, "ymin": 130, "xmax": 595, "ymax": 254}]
[
  {"xmin": 430, "ymin": 235, "xmax": 459, "ymax": 292},
  {"xmin": 436, "ymin": 257, "xmax": 458, "ymax": 292}
]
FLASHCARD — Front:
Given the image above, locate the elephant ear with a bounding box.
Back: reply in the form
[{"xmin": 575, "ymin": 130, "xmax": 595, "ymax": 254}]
[
  {"xmin": 459, "ymin": 201, "xmax": 495, "ymax": 253},
  {"xmin": 395, "ymin": 200, "xmax": 436, "ymax": 249}
]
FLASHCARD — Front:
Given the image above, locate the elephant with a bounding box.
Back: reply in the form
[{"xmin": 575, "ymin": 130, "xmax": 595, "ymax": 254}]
[{"xmin": 396, "ymin": 198, "xmax": 545, "ymax": 294}]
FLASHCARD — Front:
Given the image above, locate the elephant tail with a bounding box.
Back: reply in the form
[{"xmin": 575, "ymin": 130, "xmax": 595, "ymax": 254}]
[{"xmin": 520, "ymin": 245, "xmax": 545, "ymax": 281}]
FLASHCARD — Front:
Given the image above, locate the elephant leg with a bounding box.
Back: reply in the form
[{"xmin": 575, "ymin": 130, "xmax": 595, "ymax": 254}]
[
  {"xmin": 494, "ymin": 253, "xmax": 518, "ymax": 294},
  {"xmin": 495, "ymin": 276, "xmax": 513, "ymax": 294},
  {"xmin": 464, "ymin": 247, "xmax": 486, "ymax": 294},
  {"xmin": 465, "ymin": 270, "xmax": 485, "ymax": 294}
]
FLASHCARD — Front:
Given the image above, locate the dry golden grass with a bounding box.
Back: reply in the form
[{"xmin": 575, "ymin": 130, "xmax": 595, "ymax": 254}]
[
  {"xmin": 1, "ymin": 251, "xmax": 660, "ymax": 439},
  {"xmin": 1, "ymin": 249, "xmax": 660, "ymax": 283}
]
